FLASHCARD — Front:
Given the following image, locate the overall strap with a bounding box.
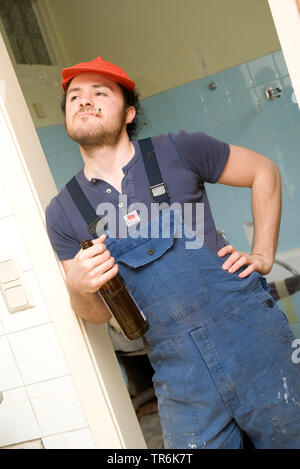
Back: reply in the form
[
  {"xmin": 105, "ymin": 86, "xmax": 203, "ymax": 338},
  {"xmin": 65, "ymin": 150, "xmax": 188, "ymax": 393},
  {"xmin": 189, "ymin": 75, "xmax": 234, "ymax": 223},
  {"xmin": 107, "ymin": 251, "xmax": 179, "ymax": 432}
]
[
  {"xmin": 138, "ymin": 137, "xmax": 170, "ymax": 206},
  {"xmin": 66, "ymin": 138, "xmax": 170, "ymax": 237},
  {"xmin": 66, "ymin": 176, "xmax": 107, "ymax": 239}
]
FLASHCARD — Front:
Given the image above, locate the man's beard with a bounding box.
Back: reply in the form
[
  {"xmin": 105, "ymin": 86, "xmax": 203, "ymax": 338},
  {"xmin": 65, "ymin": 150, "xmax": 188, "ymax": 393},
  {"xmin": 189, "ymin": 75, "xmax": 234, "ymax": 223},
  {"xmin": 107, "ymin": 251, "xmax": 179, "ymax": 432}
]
[{"xmin": 65, "ymin": 108, "xmax": 127, "ymax": 148}]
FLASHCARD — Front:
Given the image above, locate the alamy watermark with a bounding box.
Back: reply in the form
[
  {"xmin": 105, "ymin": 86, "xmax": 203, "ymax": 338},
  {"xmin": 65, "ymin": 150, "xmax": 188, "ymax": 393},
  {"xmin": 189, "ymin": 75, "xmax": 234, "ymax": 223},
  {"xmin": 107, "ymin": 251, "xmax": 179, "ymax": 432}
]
[
  {"xmin": 292, "ymin": 339, "xmax": 300, "ymax": 364},
  {"xmin": 95, "ymin": 196, "xmax": 205, "ymax": 249}
]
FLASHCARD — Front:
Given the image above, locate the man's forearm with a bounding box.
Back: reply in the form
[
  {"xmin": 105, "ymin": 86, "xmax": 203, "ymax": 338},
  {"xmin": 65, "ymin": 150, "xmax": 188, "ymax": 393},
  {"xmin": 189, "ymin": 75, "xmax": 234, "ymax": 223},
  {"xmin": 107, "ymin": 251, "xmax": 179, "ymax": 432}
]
[
  {"xmin": 69, "ymin": 289, "xmax": 112, "ymax": 324},
  {"xmin": 251, "ymin": 161, "xmax": 282, "ymax": 263}
]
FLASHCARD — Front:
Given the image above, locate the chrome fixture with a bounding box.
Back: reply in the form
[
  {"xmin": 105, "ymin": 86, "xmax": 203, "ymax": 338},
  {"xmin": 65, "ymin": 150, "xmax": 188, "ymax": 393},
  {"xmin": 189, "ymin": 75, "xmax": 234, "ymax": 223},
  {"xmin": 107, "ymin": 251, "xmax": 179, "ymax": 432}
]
[
  {"xmin": 208, "ymin": 81, "xmax": 217, "ymax": 91},
  {"xmin": 265, "ymin": 86, "xmax": 282, "ymax": 101}
]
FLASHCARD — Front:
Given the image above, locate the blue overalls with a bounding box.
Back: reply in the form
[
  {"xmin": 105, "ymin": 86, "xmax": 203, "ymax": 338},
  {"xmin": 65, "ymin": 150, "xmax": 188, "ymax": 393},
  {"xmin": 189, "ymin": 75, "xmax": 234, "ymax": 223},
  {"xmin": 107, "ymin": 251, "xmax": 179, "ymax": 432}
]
[{"xmin": 67, "ymin": 138, "xmax": 300, "ymax": 449}]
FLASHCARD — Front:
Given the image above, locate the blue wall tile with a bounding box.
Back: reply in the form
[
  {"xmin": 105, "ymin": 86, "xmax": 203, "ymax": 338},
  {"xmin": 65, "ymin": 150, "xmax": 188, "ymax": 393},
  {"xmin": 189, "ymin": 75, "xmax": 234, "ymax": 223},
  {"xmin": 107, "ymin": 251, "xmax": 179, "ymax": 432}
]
[
  {"xmin": 263, "ymin": 105, "xmax": 293, "ymax": 135},
  {"xmin": 287, "ymin": 102, "xmax": 300, "ymax": 128},
  {"xmin": 156, "ymin": 115, "xmax": 185, "ymax": 135},
  {"xmin": 182, "ymin": 106, "xmax": 209, "ymax": 133},
  {"xmin": 37, "ymin": 125, "xmax": 76, "ymax": 155},
  {"xmin": 205, "ymin": 182, "xmax": 235, "ymax": 206},
  {"xmin": 285, "ymin": 183, "xmax": 300, "ymax": 209},
  {"xmin": 174, "ymin": 81, "xmax": 203, "ymax": 111},
  {"xmin": 212, "ymin": 122, "xmax": 242, "ymax": 144},
  {"xmin": 136, "ymin": 123, "xmax": 161, "ymax": 140},
  {"xmin": 45, "ymin": 147, "xmax": 83, "ymax": 191},
  {"xmin": 210, "ymin": 201, "xmax": 240, "ymax": 231},
  {"xmin": 230, "ymin": 89, "xmax": 260, "ymax": 120},
  {"xmin": 272, "ymin": 50, "xmax": 289, "ymax": 77},
  {"xmin": 248, "ymin": 54, "xmax": 279, "ymax": 86},
  {"xmin": 140, "ymin": 97, "xmax": 159, "ymax": 125},
  {"xmin": 291, "ymin": 322, "xmax": 300, "ymax": 340},
  {"xmin": 205, "ymin": 98, "xmax": 235, "ymax": 128},
  {"xmin": 148, "ymin": 90, "xmax": 180, "ymax": 119},
  {"xmin": 222, "ymin": 64, "xmax": 254, "ymax": 94},
  {"xmin": 277, "ymin": 211, "xmax": 300, "ymax": 251},
  {"xmin": 235, "ymin": 196, "xmax": 253, "ymax": 225},
  {"xmin": 278, "ymin": 155, "xmax": 300, "ymax": 185},
  {"xmin": 220, "ymin": 225, "xmax": 251, "ymax": 252},
  {"xmin": 291, "ymin": 207, "xmax": 300, "ymax": 237},
  {"xmin": 247, "ymin": 139, "xmax": 276, "ymax": 162},
  {"xmin": 236, "ymin": 114, "xmax": 267, "ymax": 144},
  {"xmin": 280, "ymin": 75, "xmax": 295, "ymax": 105},
  {"xmin": 272, "ymin": 130, "xmax": 300, "ymax": 161},
  {"xmin": 281, "ymin": 187, "xmax": 291, "ymax": 213}
]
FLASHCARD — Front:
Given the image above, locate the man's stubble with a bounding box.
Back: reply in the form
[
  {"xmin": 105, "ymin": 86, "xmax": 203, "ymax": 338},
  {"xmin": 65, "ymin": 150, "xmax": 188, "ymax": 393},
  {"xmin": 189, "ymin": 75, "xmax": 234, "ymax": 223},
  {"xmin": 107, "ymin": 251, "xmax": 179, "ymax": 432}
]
[{"xmin": 65, "ymin": 106, "xmax": 128, "ymax": 149}]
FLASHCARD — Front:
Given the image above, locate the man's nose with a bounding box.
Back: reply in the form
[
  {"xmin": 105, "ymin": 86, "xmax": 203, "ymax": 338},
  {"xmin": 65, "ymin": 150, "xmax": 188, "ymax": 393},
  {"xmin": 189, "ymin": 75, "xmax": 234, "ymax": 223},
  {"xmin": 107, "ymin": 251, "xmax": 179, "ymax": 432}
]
[{"xmin": 79, "ymin": 94, "xmax": 94, "ymax": 107}]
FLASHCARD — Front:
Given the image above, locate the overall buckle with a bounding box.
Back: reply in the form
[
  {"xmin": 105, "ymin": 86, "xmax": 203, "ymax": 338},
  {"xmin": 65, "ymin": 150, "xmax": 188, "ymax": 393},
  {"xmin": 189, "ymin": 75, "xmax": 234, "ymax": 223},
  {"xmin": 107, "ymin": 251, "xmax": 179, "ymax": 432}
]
[
  {"xmin": 149, "ymin": 183, "xmax": 170, "ymax": 202},
  {"xmin": 88, "ymin": 216, "xmax": 108, "ymax": 237}
]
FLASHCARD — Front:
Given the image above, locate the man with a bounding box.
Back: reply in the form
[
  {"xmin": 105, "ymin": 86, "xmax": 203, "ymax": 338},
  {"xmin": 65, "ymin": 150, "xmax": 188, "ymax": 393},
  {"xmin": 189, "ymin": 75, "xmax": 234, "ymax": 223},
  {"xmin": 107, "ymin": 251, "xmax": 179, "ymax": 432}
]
[{"xmin": 46, "ymin": 56, "xmax": 300, "ymax": 449}]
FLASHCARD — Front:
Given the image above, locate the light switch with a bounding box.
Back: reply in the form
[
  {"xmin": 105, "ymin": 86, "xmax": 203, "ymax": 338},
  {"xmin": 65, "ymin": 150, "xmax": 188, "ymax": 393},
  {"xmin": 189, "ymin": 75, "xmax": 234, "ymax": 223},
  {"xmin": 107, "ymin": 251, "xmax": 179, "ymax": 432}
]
[
  {"xmin": 0, "ymin": 256, "xmax": 34, "ymax": 313},
  {"xmin": 0, "ymin": 260, "xmax": 19, "ymax": 283},
  {"xmin": 4, "ymin": 285, "xmax": 28, "ymax": 310}
]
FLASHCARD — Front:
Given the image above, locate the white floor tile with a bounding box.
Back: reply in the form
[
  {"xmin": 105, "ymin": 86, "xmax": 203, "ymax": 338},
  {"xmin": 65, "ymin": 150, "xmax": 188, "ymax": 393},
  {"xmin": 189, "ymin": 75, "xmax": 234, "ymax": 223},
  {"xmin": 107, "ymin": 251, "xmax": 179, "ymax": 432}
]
[
  {"xmin": 8, "ymin": 324, "xmax": 69, "ymax": 385},
  {"xmin": 27, "ymin": 376, "xmax": 88, "ymax": 436},
  {"xmin": 0, "ymin": 270, "xmax": 51, "ymax": 333},
  {"xmin": 0, "ymin": 388, "xmax": 40, "ymax": 447},
  {"xmin": 42, "ymin": 428, "xmax": 96, "ymax": 449},
  {"xmin": 0, "ymin": 336, "xmax": 23, "ymax": 391}
]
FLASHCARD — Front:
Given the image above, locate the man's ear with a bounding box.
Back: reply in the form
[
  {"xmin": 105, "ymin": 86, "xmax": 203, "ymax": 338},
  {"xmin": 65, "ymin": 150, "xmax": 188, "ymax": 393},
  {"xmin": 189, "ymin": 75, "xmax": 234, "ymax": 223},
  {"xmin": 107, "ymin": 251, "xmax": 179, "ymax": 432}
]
[{"xmin": 126, "ymin": 106, "xmax": 136, "ymax": 124}]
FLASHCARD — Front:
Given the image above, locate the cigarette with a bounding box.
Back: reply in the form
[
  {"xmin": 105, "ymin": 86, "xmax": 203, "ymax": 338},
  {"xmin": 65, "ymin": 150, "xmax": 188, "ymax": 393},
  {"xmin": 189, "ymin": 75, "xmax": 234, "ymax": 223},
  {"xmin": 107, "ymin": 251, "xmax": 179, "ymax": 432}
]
[{"xmin": 94, "ymin": 108, "xmax": 101, "ymax": 116}]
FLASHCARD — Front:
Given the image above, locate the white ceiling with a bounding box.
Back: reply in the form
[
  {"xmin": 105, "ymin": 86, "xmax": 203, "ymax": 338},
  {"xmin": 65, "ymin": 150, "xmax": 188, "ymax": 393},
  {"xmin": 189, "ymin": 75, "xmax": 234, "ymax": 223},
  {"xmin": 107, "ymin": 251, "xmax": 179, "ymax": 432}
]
[{"xmin": 45, "ymin": 0, "xmax": 280, "ymax": 98}]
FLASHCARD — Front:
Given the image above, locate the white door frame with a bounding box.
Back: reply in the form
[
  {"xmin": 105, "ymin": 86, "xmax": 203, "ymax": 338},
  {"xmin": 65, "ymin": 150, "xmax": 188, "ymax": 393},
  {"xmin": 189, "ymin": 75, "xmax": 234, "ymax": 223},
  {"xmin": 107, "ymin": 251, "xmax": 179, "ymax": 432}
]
[{"xmin": 268, "ymin": 0, "xmax": 300, "ymax": 109}]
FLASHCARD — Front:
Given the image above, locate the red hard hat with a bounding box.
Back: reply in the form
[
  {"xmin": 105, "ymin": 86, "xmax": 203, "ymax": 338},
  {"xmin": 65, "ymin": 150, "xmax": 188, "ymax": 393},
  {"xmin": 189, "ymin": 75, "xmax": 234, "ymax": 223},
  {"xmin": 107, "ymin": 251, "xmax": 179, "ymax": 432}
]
[{"xmin": 61, "ymin": 56, "xmax": 135, "ymax": 92}]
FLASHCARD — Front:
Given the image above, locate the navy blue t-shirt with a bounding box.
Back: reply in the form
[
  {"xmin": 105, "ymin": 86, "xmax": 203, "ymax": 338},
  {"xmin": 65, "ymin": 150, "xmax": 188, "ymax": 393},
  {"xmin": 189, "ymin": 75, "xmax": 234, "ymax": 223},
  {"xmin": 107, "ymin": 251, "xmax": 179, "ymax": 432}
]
[{"xmin": 45, "ymin": 130, "xmax": 230, "ymax": 261}]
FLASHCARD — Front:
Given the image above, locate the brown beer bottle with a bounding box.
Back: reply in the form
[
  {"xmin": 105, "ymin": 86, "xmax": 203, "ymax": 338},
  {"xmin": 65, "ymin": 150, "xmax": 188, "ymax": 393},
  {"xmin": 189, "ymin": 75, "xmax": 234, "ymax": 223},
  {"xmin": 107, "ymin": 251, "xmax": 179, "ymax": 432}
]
[{"xmin": 80, "ymin": 239, "xmax": 149, "ymax": 339}]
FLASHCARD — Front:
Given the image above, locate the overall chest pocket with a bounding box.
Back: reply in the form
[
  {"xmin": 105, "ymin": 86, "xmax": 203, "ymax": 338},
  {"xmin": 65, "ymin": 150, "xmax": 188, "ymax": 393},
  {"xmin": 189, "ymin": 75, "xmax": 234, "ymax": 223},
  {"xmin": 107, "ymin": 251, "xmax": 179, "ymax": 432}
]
[{"xmin": 113, "ymin": 215, "xmax": 210, "ymax": 326}]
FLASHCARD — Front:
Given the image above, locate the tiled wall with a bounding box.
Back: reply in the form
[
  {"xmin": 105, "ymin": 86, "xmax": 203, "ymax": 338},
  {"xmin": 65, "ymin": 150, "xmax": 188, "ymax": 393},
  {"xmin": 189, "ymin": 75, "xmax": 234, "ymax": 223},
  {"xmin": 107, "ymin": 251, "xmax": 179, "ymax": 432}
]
[
  {"xmin": 137, "ymin": 49, "xmax": 300, "ymax": 254},
  {"xmin": 0, "ymin": 183, "xmax": 96, "ymax": 449}
]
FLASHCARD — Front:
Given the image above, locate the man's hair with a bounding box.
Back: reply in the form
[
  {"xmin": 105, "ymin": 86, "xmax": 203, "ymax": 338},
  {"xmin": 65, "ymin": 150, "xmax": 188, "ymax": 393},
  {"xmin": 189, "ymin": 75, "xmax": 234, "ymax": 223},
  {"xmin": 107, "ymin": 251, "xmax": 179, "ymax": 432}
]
[{"xmin": 60, "ymin": 82, "xmax": 145, "ymax": 140}]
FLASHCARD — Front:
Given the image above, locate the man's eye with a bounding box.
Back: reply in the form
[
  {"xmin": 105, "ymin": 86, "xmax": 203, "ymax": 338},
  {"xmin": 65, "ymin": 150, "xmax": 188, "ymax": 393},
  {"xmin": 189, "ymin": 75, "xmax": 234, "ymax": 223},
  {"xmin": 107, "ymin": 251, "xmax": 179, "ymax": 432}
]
[
  {"xmin": 70, "ymin": 95, "xmax": 79, "ymax": 101},
  {"xmin": 96, "ymin": 92, "xmax": 106, "ymax": 96}
]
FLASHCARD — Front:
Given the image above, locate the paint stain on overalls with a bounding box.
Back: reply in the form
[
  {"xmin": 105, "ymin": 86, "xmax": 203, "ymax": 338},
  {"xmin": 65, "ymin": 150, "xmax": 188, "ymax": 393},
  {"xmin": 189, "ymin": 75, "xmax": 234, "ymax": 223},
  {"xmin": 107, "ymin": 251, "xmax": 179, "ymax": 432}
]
[{"xmin": 105, "ymin": 209, "xmax": 300, "ymax": 449}]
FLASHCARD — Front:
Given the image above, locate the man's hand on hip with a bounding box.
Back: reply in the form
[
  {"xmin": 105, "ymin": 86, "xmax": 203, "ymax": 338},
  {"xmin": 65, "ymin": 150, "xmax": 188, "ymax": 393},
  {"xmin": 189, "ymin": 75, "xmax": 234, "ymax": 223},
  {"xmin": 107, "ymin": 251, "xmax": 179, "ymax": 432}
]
[{"xmin": 217, "ymin": 244, "xmax": 273, "ymax": 278}]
